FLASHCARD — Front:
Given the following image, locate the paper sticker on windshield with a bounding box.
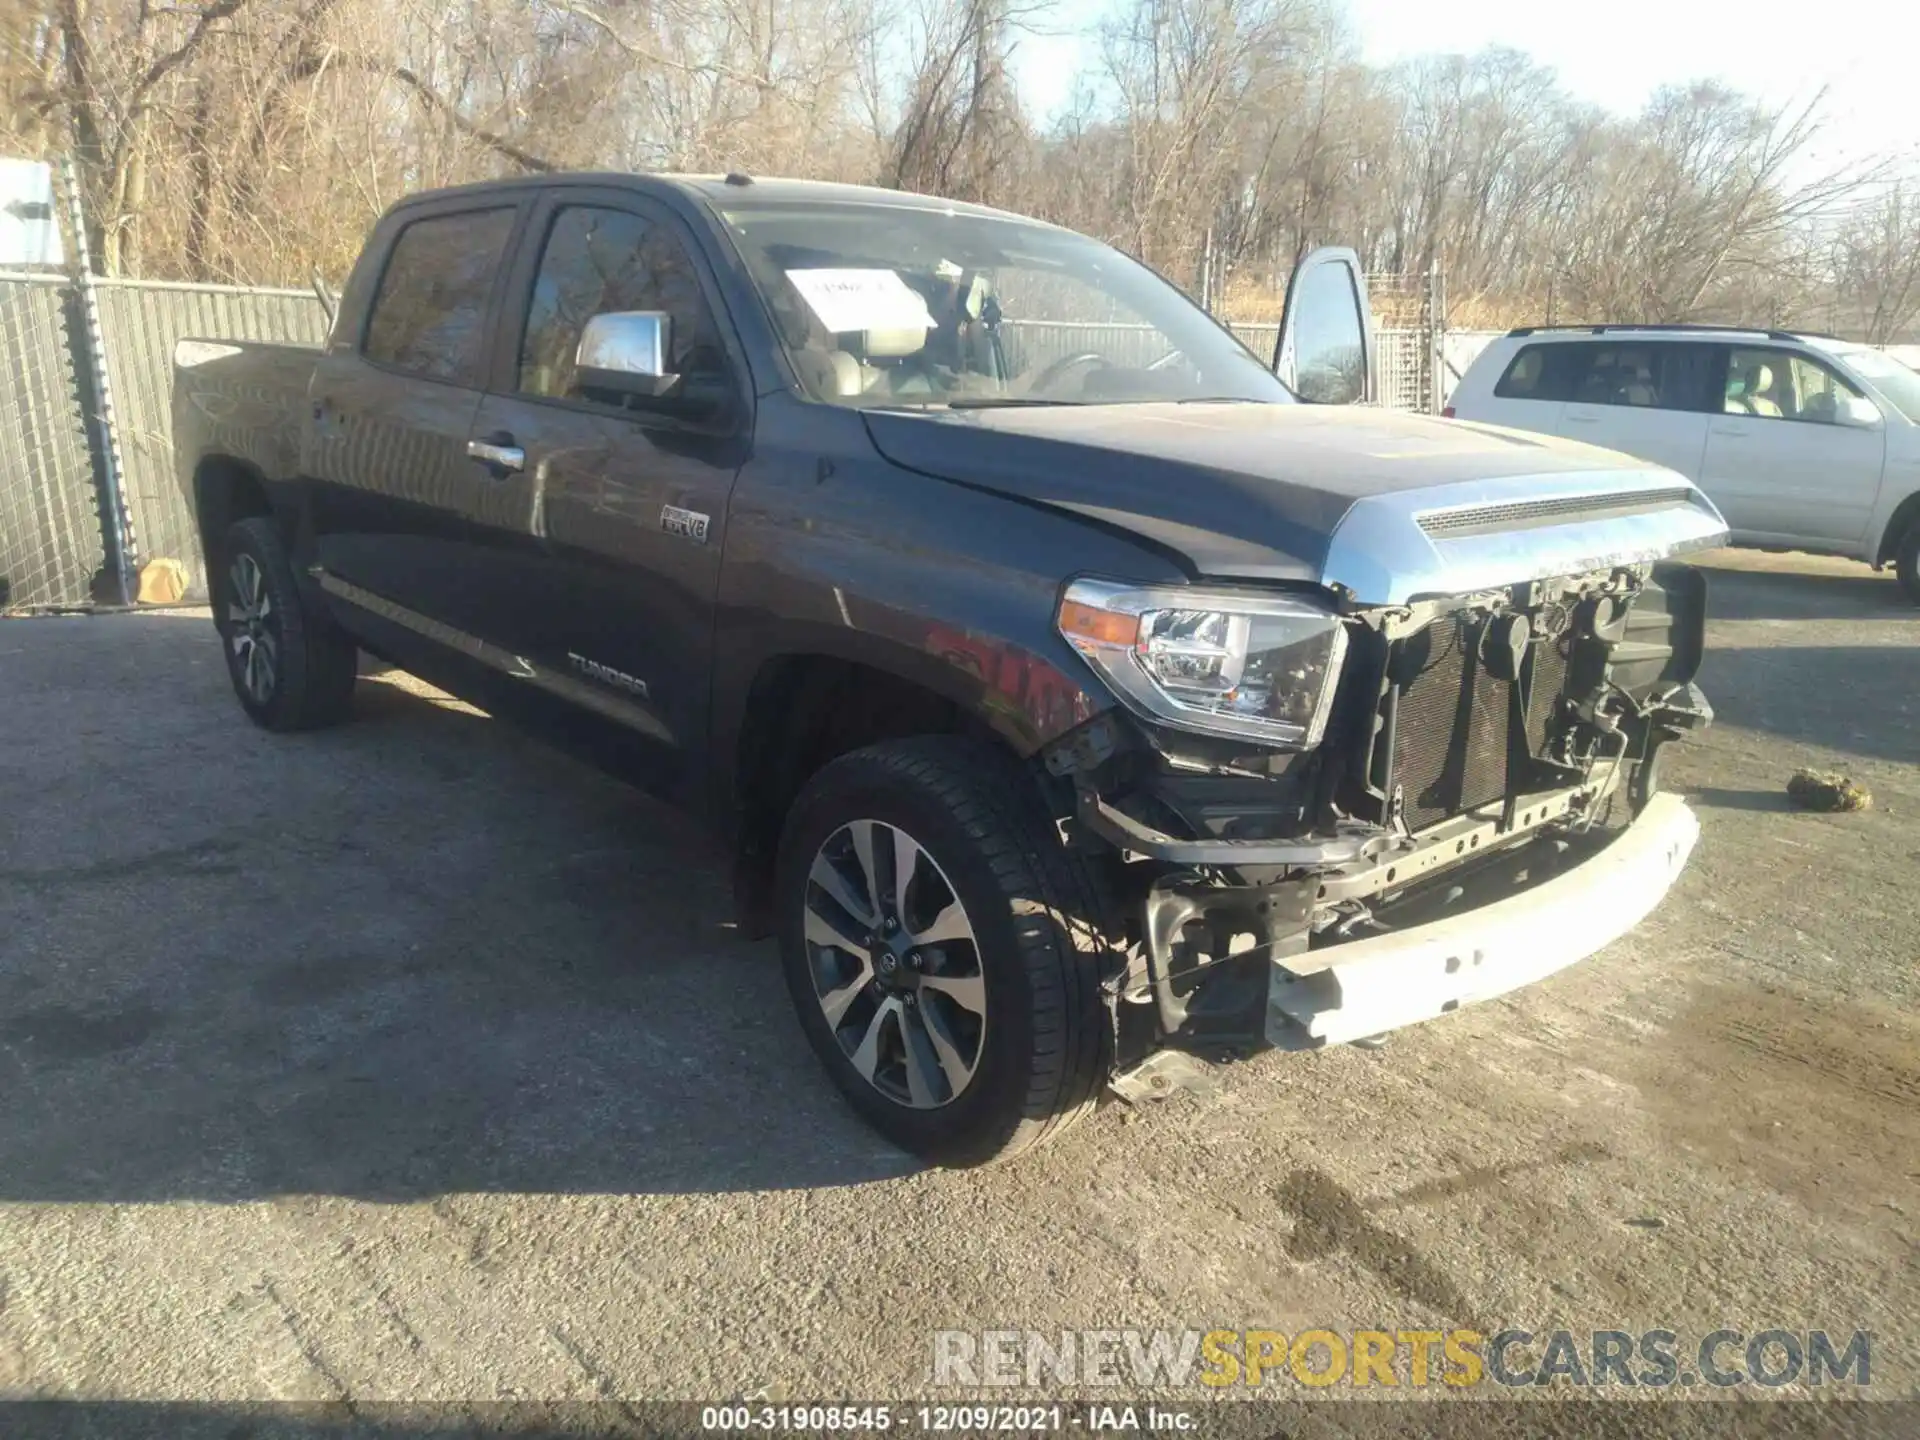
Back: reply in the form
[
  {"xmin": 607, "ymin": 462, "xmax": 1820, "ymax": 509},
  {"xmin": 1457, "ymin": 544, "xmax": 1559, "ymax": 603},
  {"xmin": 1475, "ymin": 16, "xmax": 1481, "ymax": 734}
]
[{"xmin": 786, "ymin": 268, "xmax": 935, "ymax": 334}]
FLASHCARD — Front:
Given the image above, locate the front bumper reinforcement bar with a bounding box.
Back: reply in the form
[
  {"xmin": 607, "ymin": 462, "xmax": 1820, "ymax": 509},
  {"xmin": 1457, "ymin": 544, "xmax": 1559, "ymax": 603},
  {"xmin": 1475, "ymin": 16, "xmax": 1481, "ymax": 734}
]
[{"xmin": 1267, "ymin": 792, "xmax": 1699, "ymax": 1046}]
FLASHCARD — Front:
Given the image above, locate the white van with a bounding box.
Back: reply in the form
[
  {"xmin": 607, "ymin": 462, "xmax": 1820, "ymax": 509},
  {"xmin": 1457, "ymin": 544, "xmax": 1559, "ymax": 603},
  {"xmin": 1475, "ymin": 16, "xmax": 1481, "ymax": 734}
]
[{"xmin": 1448, "ymin": 325, "xmax": 1920, "ymax": 602}]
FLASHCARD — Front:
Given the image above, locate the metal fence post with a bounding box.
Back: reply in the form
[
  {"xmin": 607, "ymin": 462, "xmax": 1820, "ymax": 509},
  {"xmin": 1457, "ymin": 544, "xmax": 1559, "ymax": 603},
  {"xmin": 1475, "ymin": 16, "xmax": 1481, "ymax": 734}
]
[
  {"xmin": 1428, "ymin": 262, "xmax": 1447, "ymax": 415},
  {"xmin": 57, "ymin": 155, "xmax": 136, "ymax": 607}
]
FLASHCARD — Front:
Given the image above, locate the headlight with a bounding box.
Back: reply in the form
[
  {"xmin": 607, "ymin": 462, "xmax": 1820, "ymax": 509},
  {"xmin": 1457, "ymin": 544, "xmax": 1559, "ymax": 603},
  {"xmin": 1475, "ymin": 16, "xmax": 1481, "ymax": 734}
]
[{"xmin": 1057, "ymin": 579, "xmax": 1348, "ymax": 748}]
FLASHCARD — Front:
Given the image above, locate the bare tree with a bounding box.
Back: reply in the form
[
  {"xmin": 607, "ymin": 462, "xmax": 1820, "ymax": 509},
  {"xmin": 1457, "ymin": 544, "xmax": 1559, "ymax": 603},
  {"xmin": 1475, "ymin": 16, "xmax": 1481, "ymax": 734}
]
[
  {"xmin": 0, "ymin": 0, "xmax": 1906, "ymax": 341},
  {"xmin": 886, "ymin": 0, "xmax": 1033, "ymax": 204},
  {"xmin": 1551, "ymin": 87, "xmax": 1875, "ymax": 323},
  {"xmin": 1832, "ymin": 184, "xmax": 1920, "ymax": 344}
]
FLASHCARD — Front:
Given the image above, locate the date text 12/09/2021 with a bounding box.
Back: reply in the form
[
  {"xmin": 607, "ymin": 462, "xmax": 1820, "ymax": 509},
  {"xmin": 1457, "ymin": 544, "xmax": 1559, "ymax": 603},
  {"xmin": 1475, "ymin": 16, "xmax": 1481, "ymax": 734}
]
[{"xmin": 701, "ymin": 1406, "xmax": 1185, "ymax": 1433}]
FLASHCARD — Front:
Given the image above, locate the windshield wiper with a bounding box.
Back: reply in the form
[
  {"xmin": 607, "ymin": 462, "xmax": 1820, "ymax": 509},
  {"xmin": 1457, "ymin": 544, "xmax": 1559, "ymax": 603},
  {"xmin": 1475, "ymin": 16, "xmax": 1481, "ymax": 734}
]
[{"xmin": 945, "ymin": 395, "xmax": 1087, "ymax": 409}]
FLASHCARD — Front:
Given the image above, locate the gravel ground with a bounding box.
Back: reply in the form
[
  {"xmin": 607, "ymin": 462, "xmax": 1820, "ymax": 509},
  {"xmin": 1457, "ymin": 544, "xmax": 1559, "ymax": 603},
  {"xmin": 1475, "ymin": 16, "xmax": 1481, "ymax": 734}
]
[{"xmin": 0, "ymin": 549, "xmax": 1915, "ymax": 1432}]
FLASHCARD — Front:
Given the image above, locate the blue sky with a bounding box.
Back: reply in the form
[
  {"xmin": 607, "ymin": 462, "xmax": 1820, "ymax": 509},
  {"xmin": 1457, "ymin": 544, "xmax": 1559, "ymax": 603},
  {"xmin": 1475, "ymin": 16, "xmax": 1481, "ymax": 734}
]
[{"xmin": 1012, "ymin": 0, "xmax": 1919, "ymax": 182}]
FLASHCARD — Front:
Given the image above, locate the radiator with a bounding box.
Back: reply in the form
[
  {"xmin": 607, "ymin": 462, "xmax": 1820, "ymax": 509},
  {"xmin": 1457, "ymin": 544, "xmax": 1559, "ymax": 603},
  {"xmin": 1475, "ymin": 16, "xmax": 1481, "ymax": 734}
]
[{"xmin": 1387, "ymin": 611, "xmax": 1571, "ymax": 834}]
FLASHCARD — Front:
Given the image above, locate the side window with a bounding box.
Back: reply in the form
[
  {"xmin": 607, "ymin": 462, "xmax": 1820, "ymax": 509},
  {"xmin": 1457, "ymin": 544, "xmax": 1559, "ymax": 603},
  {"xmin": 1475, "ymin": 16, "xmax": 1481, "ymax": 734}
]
[
  {"xmin": 1725, "ymin": 349, "xmax": 1869, "ymax": 424},
  {"xmin": 1494, "ymin": 344, "xmax": 1558, "ymax": 400},
  {"xmin": 518, "ymin": 205, "xmax": 726, "ymax": 405},
  {"xmin": 1564, "ymin": 342, "xmax": 1709, "ymax": 411},
  {"xmin": 1492, "ymin": 342, "xmax": 1599, "ymax": 403},
  {"xmin": 364, "ymin": 208, "xmax": 516, "ymax": 383}
]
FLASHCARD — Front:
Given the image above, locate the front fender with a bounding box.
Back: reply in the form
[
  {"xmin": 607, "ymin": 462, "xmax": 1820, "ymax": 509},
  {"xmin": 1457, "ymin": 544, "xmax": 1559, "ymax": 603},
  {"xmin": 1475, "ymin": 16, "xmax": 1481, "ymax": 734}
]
[{"xmin": 710, "ymin": 397, "xmax": 1186, "ymax": 814}]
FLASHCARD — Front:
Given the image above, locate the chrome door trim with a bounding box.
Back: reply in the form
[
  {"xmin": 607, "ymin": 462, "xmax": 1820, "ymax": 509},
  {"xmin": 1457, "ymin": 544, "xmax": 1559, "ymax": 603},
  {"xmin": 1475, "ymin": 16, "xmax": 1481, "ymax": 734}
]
[{"xmin": 314, "ymin": 570, "xmax": 674, "ymax": 743}]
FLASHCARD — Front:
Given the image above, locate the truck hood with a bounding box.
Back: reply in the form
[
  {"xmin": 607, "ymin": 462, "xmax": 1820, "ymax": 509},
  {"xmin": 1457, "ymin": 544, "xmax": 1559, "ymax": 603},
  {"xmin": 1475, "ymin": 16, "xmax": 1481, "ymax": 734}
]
[{"xmin": 862, "ymin": 402, "xmax": 1730, "ymax": 604}]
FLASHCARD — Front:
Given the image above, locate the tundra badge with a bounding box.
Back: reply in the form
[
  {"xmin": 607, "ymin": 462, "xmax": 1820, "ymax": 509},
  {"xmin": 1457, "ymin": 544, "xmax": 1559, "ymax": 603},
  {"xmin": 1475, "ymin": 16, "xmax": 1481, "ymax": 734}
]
[
  {"xmin": 661, "ymin": 504, "xmax": 710, "ymax": 543},
  {"xmin": 567, "ymin": 653, "xmax": 650, "ymax": 698}
]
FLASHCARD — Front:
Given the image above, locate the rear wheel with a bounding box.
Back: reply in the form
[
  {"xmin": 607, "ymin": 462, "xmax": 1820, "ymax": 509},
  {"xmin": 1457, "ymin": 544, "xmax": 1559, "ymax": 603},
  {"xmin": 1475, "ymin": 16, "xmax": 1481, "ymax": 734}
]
[
  {"xmin": 774, "ymin": 737, "xmax": 1110, "ymax": 1166},
  {"xmin": 218, "ymin": 517, "xmax": 358, "ymax": 731},
  {"xmin": 1896, "ymin": 519, "xmax": 1920, "ymax": 605}
]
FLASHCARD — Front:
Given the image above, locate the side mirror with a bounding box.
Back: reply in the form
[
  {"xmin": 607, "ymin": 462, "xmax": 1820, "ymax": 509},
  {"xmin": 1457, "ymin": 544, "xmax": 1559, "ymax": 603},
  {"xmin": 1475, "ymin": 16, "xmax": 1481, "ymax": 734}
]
[
  {"xmin": 1839, "ymin": 393, "xmax": 1882, "ymax": 428},
  {"xmin": 576, "ymin": 311, "xmax": 680, "ymax": 398}
]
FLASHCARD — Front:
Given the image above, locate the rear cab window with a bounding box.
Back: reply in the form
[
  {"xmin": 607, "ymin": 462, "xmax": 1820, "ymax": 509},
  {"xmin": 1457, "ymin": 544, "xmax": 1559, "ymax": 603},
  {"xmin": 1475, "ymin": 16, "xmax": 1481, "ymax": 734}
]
[{"xmin": 364, "ymin": 207, "xmax": 518, "ymax": 384}]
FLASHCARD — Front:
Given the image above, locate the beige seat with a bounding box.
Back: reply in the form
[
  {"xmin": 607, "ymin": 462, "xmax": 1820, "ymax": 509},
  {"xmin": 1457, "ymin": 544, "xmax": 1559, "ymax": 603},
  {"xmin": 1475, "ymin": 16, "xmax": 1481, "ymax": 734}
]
[
  {"xmin": 1746, "ymin": 363, "xmax": 1784, "ymax": 418},
  {"xmin": 838, "ymin": 327, "xmax": 929, "ymax": 395},
  {"xmin": 1617, "ymin": 362, "xmax": 1657, "ymax": 406},
  {"xmin": 795, "ymin": 327, "xmax": 932, "ymax": 398},
  {"xmin": 862, "ymin": 327, "xmax": 928, "ymax": 359},
  {"xmin": 823, "ymin": 350, "xmax": 863, "ymax": 396}
]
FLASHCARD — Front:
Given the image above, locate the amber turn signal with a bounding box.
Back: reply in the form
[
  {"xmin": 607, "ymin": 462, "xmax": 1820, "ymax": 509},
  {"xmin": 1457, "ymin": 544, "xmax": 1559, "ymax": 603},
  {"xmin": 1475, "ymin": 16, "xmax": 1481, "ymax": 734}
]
[{"xmin": 1057, "ymin": 599, "xmax": 1141, "ymax": 650}]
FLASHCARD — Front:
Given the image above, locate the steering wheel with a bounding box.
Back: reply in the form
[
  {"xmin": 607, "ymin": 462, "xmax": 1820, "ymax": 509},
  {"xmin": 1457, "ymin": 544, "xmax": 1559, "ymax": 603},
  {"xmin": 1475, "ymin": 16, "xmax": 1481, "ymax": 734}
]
[{"xmin": 1023, "ymin": 350, "xmax": 1108, "ymax": 397}]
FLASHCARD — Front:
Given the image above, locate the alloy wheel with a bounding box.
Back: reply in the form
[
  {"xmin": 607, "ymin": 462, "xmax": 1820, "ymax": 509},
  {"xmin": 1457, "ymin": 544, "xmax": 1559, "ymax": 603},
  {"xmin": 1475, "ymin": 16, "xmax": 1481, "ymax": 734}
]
[
  {"xmin": 226, "ymin": 553, "xmax": 279, "ymax": 705},
  {"xmin": 802, "ymin": 819, "xmax": 987, "ymax": 1109}
]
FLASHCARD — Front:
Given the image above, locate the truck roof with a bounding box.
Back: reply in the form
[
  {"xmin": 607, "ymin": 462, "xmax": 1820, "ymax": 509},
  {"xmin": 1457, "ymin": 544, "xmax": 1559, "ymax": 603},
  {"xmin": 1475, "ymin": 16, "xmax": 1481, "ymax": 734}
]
[{"xmin": 386, "ymin": 171, "xmax": 1042, "ymax": 226}]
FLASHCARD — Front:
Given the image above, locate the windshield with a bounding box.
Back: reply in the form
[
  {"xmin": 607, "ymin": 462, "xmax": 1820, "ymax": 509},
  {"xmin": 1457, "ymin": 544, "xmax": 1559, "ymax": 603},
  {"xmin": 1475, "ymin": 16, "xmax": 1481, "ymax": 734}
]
[
  {"xmin": 1814, "ymin": 342, "xmax": 1920, "ymax": 424},
  {"xmin": 715, "ymin": 199, "xmax": 1290, "ymax": 409}
]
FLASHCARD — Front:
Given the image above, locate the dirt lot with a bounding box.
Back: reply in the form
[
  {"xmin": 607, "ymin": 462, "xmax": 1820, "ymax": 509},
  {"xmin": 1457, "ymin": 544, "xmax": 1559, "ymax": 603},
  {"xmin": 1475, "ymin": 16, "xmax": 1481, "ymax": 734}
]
[{"xmin": 1, "ymin": 549, "xmax": 1915, "ymax": 1428}]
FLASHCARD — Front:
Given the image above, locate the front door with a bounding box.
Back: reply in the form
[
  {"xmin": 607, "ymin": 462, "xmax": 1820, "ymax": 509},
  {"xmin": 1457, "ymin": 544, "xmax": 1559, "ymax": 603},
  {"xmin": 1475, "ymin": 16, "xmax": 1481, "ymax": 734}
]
[
  {"xmin": 1273, "ymin": 247, "xmax": 1374, "ymax": 404},
  {"xmin": 457, "ymin": 191, "xmax": 750, "ymax": 800},
  {"xmin": 1700, "ymin": 346, "xmax": 1888, "ymax": 546}
]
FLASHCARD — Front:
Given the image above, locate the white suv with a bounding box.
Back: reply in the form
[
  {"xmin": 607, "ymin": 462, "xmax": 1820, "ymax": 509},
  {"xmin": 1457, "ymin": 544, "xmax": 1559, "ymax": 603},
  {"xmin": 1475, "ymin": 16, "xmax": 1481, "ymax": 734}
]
[{"xmin": 1448, "ymin": 325, "xmax": 1920, "ymax": 602}]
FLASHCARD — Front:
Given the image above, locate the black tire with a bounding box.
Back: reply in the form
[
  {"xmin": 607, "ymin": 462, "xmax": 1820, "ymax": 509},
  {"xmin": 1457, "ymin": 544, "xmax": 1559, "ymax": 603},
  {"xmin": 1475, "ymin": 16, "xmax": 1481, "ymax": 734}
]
[
  {"xmin": 216, "ymin": 516, "xmax": 358, "ymax": 731},
  {"xmin": 1896, "ymin": 520, "xmax": 1920, "ymax": 606},
  {"xmin": 1628, "ymin": 737, "xmax": 1666, "ymax": 815},
  {"xmin": 774, "ymin": 737, "xmax": 1112, "ymax": 1166}
]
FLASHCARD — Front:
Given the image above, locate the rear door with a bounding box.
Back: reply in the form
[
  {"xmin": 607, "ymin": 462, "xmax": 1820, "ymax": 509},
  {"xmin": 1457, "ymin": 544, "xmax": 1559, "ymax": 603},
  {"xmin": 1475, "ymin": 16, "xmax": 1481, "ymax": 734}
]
[
  {"xmin": 1272, "ymin": 247, "xmax": 1374, "ymax": 404},
  {"xmin": 457, "ymin": 188, "xmax": 751, "ymax": 795},
  {"xmin": 1556, "ymin": 340, "xmax": 1714, "ymax": 478},
  {"xmin": 1700, "ymin": 345, "xmax": 1888, "ymax": 546},
  {"xmin": 1464, "ymin": 340, "xmax": 1582, "ymax": 436},
  {"xmin": 304, "ymin": 199, "xmax": 524, "ymax": 632}
]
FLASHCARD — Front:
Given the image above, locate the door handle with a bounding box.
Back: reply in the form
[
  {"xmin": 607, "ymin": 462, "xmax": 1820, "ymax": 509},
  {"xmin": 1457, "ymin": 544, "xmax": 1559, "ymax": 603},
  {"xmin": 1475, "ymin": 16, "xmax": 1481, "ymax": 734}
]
[
  {"xmin": 1710, "ymin": 424, "xmax": 1748, "ymax": 438},
  {"xmin": 467, "ymin": 435, "xmax": 525, "ymax": 473}
]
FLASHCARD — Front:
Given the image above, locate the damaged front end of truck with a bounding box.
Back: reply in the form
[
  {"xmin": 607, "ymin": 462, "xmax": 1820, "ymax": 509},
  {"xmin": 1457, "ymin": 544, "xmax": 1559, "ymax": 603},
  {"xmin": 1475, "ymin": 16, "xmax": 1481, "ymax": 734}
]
[{"xmin": 1043, "ymin": 472, "xmax": 1729, "ymax": 1090}]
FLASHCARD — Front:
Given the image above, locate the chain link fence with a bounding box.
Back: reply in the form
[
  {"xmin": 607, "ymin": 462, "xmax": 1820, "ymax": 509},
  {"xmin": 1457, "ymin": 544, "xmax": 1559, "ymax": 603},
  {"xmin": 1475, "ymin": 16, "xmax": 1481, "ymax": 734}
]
[
  {"xmin": 1208, "ymin": 268, "xmax": 1447, "ymax": 414},
  {"xmin": 0, "ymin": 273, "xmax": 102, "ymax": 610},
  {"xmin": 0, "ymin": 272, "xmax": 329, "ymax": 611},
  {"xmin": 93, "ymin": 278, "xmax": 330, "ymax": 601},
  {"xmin": 1219, "ymin": 324, "xmax": 1434, "ymax": 414}
]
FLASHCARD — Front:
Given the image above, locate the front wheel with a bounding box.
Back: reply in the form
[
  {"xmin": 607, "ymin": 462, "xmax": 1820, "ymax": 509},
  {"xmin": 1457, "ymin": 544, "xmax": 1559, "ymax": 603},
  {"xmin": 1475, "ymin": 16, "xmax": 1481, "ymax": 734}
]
[
  {"xmin": 1896, "ymin": 519, "xmax": 1920, "ymax": 605},
  {"xmin": 774, "ymin": 738, "xmax": 1111, "ymax": 1166}
]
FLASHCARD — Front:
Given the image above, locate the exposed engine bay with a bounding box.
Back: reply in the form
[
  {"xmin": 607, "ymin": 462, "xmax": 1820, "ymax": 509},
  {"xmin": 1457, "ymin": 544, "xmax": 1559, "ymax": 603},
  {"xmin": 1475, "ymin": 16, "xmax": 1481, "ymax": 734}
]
[{"xmin": 1061, "ymin": 561, "xmax": 1713, "ymax": 1064}]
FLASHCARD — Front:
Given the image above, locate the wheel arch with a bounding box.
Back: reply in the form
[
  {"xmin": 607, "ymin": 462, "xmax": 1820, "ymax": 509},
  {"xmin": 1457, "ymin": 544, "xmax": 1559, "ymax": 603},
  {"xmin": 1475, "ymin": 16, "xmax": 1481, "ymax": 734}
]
[
  {"xmin": 1873, "ymin": 487, "xmax": 1920, "ymax": 567},
  {"xmin": 721, "ymin": 639, "xmax": 1098, "ymax": 937},
  {"xmin": 192, "ymin": 455, "xmax": 282, "ymax": 579}
]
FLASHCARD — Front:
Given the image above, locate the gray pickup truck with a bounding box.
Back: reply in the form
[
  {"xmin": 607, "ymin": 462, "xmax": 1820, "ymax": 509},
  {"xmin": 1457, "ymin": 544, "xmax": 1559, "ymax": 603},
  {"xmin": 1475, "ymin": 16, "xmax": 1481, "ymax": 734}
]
[{"xmin": 173, "ymin": 173, "xmax": 1728, "ymax": 1164}]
